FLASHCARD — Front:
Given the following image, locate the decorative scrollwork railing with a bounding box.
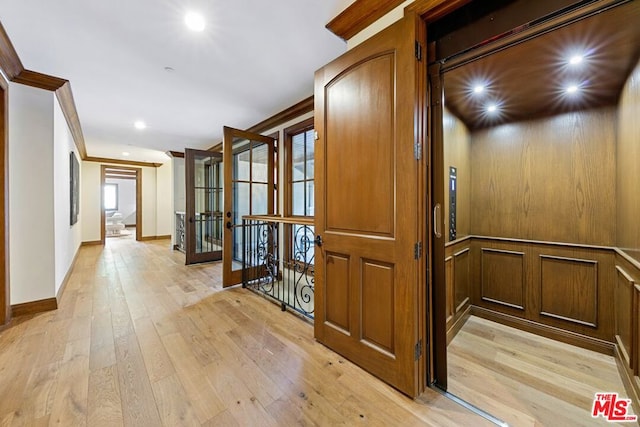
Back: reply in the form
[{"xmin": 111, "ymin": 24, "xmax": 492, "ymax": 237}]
[{"xmin": 242, "ymin": 216, "xmax": 314, "ymax": 319}]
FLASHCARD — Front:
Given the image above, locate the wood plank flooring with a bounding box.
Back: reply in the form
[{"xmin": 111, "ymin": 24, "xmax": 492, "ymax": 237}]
[
  {"xmin": 448, "ymin": 316, "xmax": 634, "ymax": 426},
  {"xmin": 0, "ymin": 238, "xmax": 490, "ymax": 426}
]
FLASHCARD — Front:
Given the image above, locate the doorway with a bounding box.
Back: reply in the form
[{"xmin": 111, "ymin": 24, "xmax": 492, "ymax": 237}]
[
  {"xmin": 100, "ymin": 165, "xmax": 141, "ymax": 244},
  {"xmin": 428, "ymin": 0, "xmax": 640, "ymax": 423},
  {"xmin": 184, "ymin": 148, "xmax": 223, "ymax": 265},
  {"xmin": 222, "ymin": 127, "xmax": 276, "ymax": 287}
]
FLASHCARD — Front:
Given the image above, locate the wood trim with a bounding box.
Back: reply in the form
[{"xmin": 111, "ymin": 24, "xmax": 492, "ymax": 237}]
[
  {"xmin": 445, "ymin": 234, "xmax": 472, "ymax": 248},
  {"xmin": 616, "ymin": 247, "xmax": 640, "ymax": 273},
  {"xmin": 13, "ymin": 69, "xmax": 66, "ymax": 91},
  {"xmin": 166, "ymin": 151, "xmax": 184, "ymax": 158},
  {"xmin": 471, "ymin": 305, "xmax": 615, "ymax": 355},
  {"xmin": 0, "ymin": 25, "xmax": 88, "ymax": 162},
  {"xmin": 86, "ymin": 156, "xmax": 162, "ymax": 168},
  {"xmin": 105, "ymin": 170, "xmax": 137, "ymax": 176},
  {"xmin": 11, "ymin": 298, "xmax": 57, "ymax": 318},
  {"xmin": 326, "ymin": 0, "xmax": 406, "ymax": 41},
  {"xmin": 81, "ymin": 240, "xmax": 102, "ymax": 246},
  {"xmin": 446, "ymin": 303, "xmax": 470, "ymax": 344},
  {"xmin": 11, "ymin": 71, "xmax": 88, "ymax": 162},
  {"xmin": 616, "ymin": 265, "xmax": 636, "ymax": 284},
  {"xmin": 617, "ymin": 335, "xmax": 632, "ymax": 371},
  {"xmin": 0, "ymin": 70, "xmax": 8, "ymax": 326},
  {"xmin": 207, "ymin": 96, "xmax": 314, "ymax": 151},
  {"xmin": 56, "ymin": 82, "xmax": 87, "ymax": 158},
  {"xmin": 470, "ymin": 235, "xmax": 613, "ymax": 252},
  {"xmin": 105, "ymin": 175, "xmax": 136, "ymax": 180},
  {"xmin": 247, "ymin": 96, "xmax": 314, "ymax": 135},
  {"xmin": 208, "ymin": 142, "xmax": 222, "ymax": 153},
  {"xmin": 140, "ymin": 235, "xmax": 171, "ymax": 241},
  {"xmin": 406, "ymin": 0, "xmax": 472, "ymax": 22},
  {"xmin": 56, "ymin": 247, "xmax": 80, "ymax": 303},
  {"xmin": 101, "ymin": 165, "xmax": 142, "ymax": 243},
  {"xmin": 267, "ymin": 130, "xmax": 279, "ymax": 215},
  {"xmin": 615, "ymin": 343, "xmax": 640, "ymax": 417},
  {"xmin": 0, "ymin": 21, "xmax": 24, "ymax": 80}
]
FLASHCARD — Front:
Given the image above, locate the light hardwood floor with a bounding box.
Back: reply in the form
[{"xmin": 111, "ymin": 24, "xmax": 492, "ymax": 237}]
[
  {"xmin": 0, "ymin": 238, "xmax": 491, "ymax": 426},
  {"xmin": 448, "ymin": 316, "xmax": 634, "ymax": 426}
]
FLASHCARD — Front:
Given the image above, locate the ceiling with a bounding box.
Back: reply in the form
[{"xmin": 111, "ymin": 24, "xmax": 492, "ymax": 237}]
[
  {"xmin": 443, "ymin": 1, "xmax": 640, "ymax": 131},
  {"xmin": 0, "ymin": 0, "xmax": 355, "ymax": 163}
]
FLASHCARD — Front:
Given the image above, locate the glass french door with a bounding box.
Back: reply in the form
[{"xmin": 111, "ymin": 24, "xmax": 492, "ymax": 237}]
[
  {"xmin": 222, "ymin": 127, "xmax": 276, "ymax": 287},
  {"xmin": 185, "ymin": 149, "xmax": 223, "ymax": 265}
]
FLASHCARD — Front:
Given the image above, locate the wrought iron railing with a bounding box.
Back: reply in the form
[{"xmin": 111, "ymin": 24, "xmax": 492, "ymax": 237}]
[{"xmin": 242, "ymin": 215, "xmax": 314, "ymax": 319}]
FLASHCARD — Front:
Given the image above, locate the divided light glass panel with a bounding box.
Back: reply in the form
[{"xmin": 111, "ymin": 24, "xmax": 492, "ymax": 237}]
[
  {"xmin": 194, "ymin": 154, "xmax": 223, "ymax": 254},
  {"xmin": 232, "ymin": 139, "xmax": 272, "ymax": 263},
  {"xmin": 291, "ymin": 129, "xmax": 315, "ymax": 216}
]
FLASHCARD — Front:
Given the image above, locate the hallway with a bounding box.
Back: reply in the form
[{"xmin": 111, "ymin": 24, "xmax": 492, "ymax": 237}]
[{"xmin": 0, "ymin": 238, "xmax": 488, "ymax": 426}]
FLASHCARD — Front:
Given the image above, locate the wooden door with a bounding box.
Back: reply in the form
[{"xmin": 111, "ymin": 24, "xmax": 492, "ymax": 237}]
[
  {"xmin": 185, "ymin": 149, "xmax": 224, "ymax": 265},
  {"xmin": 314, "ymin": 13, "xmax": 424, "ymax": 397},
  {"xmin": 222, "ymin": 127, "xmax": 276, "ymax": 287}
]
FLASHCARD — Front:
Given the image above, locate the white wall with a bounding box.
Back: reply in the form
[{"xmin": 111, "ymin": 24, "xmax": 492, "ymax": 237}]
[
  {"xmin": 156, "ymin": 161, "xmax": 172, "ymax": 236},
  {"xmin": 142, "ymin": 167, "xmax": 157, "ymax": 238},
  {"xmin": 8, "ymin": 83, "xmax": 56, "ymax": 304},
  {"xmin": 80, "ymin": 161, "xmax": 101, "ymax": 242},
  {"xmin": 53, "ymin": 97, "xmax": 82, "ymax": 295},
  {"xmin": 173, "ymin": 157, "xmax": 185, "ymax": 213},
  {"xmin": 105, "ymin": 177, "xmax": 136, "ymax": 225}
]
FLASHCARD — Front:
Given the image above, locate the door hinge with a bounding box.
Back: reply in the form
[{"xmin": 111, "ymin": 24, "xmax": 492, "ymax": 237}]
[
  {"xmin": 414, "ymin": 339, "xmax": 423, "ymax": 360},
  {"xmin": 415, "ymin": 41, "xmax": 422, "ymax": 61},
  {"xmin": 414, "ymin": 242, "xmax": 422, "ymax": 259},
  {"xmin": 273, "ymin": 184, "xmax": 278, "ymax": 191},
  {"xmin": 414, "ymin": 141, "xmax": 422, "ymax": 160},
  {"xmin": 314, "ymin": 131, "xmax": 319, "ymax": 140},
  {"xmin": 273, "ymin": 146, "xmax": 278, "ymax": 154}
]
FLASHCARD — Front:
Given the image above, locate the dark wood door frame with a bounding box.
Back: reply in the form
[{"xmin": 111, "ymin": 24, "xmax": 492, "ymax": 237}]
[
  {"xmin": 184, "ymin": 148, "xmax": 223, "ymax": 265},
  {"xmin": 222, "ymin": 126, "xmax": 276, "ymax": 287},
  {"xmin": 100, "ymin": 165, "xmax": 142, "ymax": 244},
  {"xmin": 0, "ymin": 74, "xmax": 9, "ymax": 327}
]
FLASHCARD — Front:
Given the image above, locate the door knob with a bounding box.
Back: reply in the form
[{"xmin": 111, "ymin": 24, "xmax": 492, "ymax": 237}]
[
  {"xmin": 314, "ymin": 235, "xmax": 323, "ymax": 247},
  {"xmin": 226, "ymin": 221, "xmax": 232, "ymax": 229}
]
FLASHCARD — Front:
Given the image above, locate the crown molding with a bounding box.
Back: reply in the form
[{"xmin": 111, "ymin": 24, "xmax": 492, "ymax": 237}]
[
  {"xmin": 85, "ymin": 156, "xmax": 163, "ymax": 168},
  {"xmin": 326, "ymin": 0, "xmax": 406, "ymax": 41}
]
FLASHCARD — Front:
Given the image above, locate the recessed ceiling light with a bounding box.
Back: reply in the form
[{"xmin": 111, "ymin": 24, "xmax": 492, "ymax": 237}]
[
  {"xmin": 487, "ymin": 104, "xmax": 498, "ymax": 113},
  {"xmin": 473, "ymin": 85, "xmax": 485, "ymax": 94},
  {"xmin": 566, "ymin": 84, "xmax": 579, "ymax": 94},
  {"xmin": 569, "ymin": 54, "xmax": 583, "ymax": 65},
  {"xmin": 185, "ymin": 11, "xmax": 206, "ymax": 32},
  {"xmin": 122, "ymin": 152, "xmax": 130, "ymax": 157},
  {"xmin": 134, "ymin": 120, "xmax": 146, "ymax": 130}
]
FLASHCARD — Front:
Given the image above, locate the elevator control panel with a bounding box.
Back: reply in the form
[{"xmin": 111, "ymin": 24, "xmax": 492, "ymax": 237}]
[{"xmin": 449, "ymin": 166, "xmax": 457, "ymax": 241}]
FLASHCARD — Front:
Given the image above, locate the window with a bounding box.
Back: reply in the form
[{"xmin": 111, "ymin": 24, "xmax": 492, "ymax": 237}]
[
  {"xmin": 103, "ymin": 183, "xmax": 118, "ymax": 211},
  {"xmin": 284, "ymin": 118, "xmax": 314, "ymax": 217}
]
